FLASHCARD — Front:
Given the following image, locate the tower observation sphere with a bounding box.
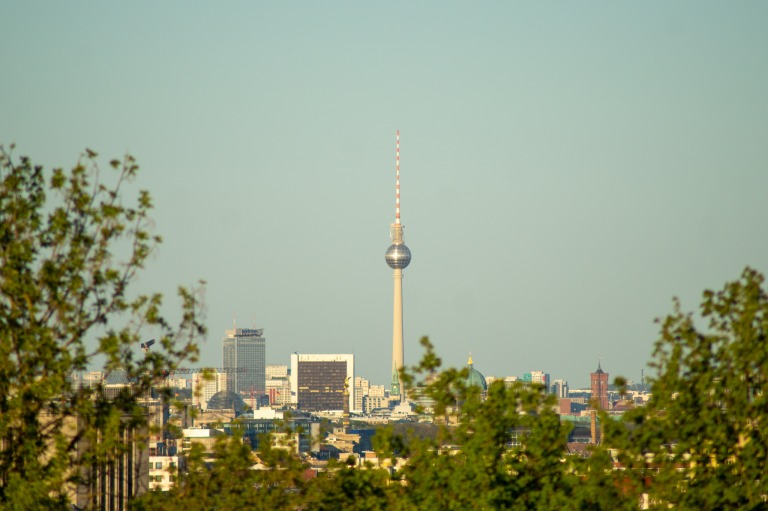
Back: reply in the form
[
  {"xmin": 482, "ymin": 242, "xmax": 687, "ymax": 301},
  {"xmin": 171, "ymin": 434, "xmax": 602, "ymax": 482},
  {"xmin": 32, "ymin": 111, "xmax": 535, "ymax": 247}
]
[{"xmin": 385, "ymin": 243, "xmax": 411, "ymax": 269}]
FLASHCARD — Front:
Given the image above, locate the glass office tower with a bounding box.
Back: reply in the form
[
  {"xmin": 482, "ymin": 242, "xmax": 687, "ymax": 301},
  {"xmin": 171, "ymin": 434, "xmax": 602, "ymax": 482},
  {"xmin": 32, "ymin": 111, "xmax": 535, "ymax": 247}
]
[{"xmin": 222, "ymin": 328, "xmax": 266, "ymax": 400}]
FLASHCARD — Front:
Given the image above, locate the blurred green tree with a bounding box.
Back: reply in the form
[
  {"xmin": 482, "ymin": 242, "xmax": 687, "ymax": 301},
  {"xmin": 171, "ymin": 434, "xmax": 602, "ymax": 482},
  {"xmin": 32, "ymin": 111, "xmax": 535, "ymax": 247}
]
[
  {"xmin": 606, "ymin": 267, "xmax": 768, "ymax": 509},
  {"xmin": 0, "ymin": 146, "xmax": 205, "ymax": 509},
  {"xmin": 136, "ymin": 420, "xmax": 318, "ymax": 511}
]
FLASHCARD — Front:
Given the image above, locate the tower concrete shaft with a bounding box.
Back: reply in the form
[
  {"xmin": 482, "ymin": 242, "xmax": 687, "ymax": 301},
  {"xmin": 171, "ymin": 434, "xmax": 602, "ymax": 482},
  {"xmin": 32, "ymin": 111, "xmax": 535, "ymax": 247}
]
[{"xmin": 392, "ymin": 268, "xmax": 404, "ymax": 374}]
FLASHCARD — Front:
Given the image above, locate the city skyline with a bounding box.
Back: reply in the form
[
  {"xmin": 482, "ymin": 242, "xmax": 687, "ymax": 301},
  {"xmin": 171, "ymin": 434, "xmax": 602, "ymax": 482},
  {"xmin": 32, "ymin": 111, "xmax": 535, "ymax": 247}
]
[{"xmin": 2, "ymin": 3, "xmax": 767, "ymax": 388}]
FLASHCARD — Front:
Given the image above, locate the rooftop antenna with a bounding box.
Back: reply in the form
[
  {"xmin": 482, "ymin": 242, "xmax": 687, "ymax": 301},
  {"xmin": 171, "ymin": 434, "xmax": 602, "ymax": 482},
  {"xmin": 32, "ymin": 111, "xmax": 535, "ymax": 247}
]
[
  {"xmin": 389, "ymin": 130, "xmax": 404, "ymax": 244},
  {"xmin": 395, "ymin": 129, "xmax": 401, "ymax": 225}
]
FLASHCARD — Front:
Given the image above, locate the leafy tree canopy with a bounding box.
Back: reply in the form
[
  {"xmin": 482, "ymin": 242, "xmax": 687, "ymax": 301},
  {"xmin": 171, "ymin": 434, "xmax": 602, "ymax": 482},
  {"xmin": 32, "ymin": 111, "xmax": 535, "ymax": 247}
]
[
  {"xmin": 0, "ymin": 146, "xmax": 205, "ymax": 509},
  {"xmin": 607, "ymin": 267, "xmax": 768, "ymax": 510}
]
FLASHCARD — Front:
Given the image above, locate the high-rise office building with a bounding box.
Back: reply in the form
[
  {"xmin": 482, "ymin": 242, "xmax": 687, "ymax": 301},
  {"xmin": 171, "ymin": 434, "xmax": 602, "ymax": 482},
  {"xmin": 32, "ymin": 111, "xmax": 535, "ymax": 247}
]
[
  {"xmin": 222, "ymin": 328, "xmax": 266, "ymax": 399},
  {"xmin": 362, "ymin": 384, "xmax": 388, "ymax": 414},
  {"xmin": 550, "ymin": 378, "xmax": 569, "ymax": 398},
  {"xmin": 266, "ymin": 378, "xmax": 291, "ymax": 408},
  {"xmin": 384, "ymin": 131, "xmax": 412, "ymax": 399},
  {"xmin": 523, "ymin": 370, "xmax": 550, "ymax": 387},
  {"xmin": 266, "ymin": 364, "xmax": 288, "ymax": 380},
  {"xmin": 290, "ymin": 354, "xmax": 354, "ymax": 412},
  {"xmin": 353, "ymin": 377, "xmax": 370, "ymax": 413},
  {"xmin": 590, "ymin": 362, "xmax": 609, "ymax": 410},
  {"xmin": 266, "ymin": 364, "xmax": 291, "ymax": 407},
  {"xmin": 503, "ymin": 376, "xmax": 519, "ymax": 386}
]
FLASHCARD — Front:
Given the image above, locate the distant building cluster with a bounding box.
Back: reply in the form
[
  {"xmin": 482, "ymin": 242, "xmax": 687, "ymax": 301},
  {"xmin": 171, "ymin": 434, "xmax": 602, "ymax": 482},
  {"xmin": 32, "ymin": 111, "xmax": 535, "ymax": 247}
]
[{"xmin": 65, "ymin": 330, "xmax": 653, "ymax": 507}]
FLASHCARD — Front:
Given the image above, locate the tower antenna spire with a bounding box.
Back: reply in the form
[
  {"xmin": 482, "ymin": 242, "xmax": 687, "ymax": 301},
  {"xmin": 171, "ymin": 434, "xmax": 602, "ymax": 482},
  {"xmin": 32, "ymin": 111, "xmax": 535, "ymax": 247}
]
[
  {"xmin": 395, "ymin": 129, "xmax": 401, "ymax": 225},
  {"xmin": 390, "ymin": 131, "xmax": 404, "ymax": 244}
]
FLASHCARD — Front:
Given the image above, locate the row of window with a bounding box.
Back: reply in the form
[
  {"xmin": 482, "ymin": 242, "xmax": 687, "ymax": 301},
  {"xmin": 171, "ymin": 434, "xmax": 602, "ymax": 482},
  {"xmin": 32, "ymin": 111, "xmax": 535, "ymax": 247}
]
[
  {"xmin": 153, "ymin": 461, "xmax": 177, "ymax": 469},
  {"xmin": 149, "ymin": 475, "xmax": 177, "ymax": 483}
]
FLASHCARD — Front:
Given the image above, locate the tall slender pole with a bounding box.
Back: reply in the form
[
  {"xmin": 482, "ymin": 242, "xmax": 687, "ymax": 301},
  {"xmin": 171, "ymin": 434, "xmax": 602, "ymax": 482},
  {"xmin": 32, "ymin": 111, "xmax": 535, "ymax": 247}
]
[
  {"xmin": 392, "ymin": 268, "xmax": 404, "ymax": 373},
  {"xmin": 395, "ymin": 130, "xmax": 401, "ymax": 225}
]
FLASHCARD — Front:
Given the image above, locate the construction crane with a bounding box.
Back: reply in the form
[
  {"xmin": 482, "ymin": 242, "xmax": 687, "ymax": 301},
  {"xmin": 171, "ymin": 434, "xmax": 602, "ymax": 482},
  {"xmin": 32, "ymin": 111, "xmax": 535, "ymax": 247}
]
[
  {"xmin": 140, "ymin": 339, "xmax": 246, "ymax": 375},
  {"xmin": 169, "ymin": 367, "xmax": 246, "ymax": 375},
  {"xmin": 140, "ymin": 339, "xmax": 156, "ymax": 355}
]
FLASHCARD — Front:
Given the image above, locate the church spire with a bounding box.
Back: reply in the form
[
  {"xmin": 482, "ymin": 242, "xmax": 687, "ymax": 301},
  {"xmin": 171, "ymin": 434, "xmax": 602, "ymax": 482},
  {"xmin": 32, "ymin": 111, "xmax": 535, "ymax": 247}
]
[
  {"xmin": 595, "ymin": 358, "xmax": 604, "ymax": 374},
  {"xmin": 391, "ymin": 361, "xmax": 401, "ymax": 398}
]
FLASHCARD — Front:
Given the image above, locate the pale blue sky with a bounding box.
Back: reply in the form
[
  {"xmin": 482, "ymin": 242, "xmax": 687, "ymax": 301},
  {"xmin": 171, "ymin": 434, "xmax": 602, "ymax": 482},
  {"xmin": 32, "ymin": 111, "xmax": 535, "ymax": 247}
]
[{"xmin": 2, "ymin": 2, "xmax": 767, "ymax": 388}]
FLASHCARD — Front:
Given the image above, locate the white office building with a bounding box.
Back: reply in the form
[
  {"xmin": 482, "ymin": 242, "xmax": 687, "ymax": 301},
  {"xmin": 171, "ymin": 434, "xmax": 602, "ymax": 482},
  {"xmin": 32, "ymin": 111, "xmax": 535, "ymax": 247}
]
[{"xmin": 192, "ymin": 371, "xmax": 227, "ymax": 410}]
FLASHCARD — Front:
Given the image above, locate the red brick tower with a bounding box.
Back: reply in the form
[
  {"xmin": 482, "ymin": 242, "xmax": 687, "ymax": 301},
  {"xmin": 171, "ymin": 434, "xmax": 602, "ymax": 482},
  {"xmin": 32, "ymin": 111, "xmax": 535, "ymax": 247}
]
[{"xmin": 590, "ymin": 361, "xmax": 609, "ymax": 410}]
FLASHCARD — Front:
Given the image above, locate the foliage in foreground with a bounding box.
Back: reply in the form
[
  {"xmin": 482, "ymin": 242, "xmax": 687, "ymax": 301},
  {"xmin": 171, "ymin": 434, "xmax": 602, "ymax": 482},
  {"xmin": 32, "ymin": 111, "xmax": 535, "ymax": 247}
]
[
  {"xmin": 607, "ymin": 267, "xmax": 768, "ymax": 510},
  {"xmin": 0, "ymin": 147, "xmax": 205, "ymax": 508},
  {"xmin": 373, "ymin": 339, "xmax": 632, "ymax": 511}
]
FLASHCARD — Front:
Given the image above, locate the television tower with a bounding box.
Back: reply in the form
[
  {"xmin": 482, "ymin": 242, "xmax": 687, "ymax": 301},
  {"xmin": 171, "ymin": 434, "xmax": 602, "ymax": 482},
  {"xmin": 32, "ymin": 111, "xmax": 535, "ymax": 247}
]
[{"xmin": 385, "ymin": 130, "xmax": 411, "ymax": 399}]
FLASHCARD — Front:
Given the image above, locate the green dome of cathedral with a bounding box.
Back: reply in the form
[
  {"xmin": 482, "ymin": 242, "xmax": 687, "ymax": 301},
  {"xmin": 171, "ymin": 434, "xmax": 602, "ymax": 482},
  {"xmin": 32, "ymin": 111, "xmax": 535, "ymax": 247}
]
[{"xmin": 465, "ymin": 356, "xmax": 487, "ymax": 391}]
